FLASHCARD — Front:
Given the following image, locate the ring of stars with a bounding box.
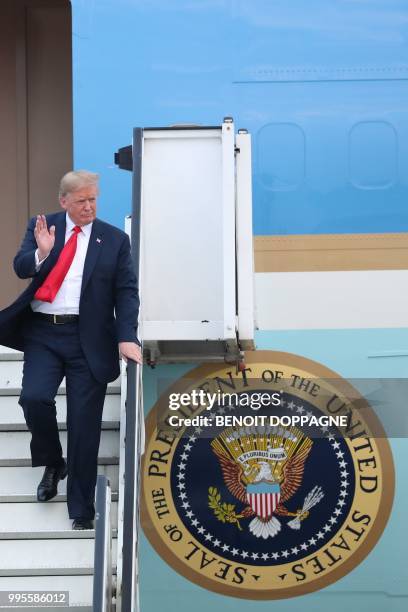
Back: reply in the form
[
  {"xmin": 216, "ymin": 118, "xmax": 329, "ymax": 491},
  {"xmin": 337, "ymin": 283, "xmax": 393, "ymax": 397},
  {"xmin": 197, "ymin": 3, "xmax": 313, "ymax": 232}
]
[{"xmin": 174, "ymin": 397, "xmax": 353, "ymax": 564}]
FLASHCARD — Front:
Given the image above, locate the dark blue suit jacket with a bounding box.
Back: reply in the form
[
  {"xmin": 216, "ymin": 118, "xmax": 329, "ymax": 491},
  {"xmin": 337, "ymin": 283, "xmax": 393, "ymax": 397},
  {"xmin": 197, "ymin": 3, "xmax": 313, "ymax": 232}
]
[{"xmin": 0, "ymin": 211, "xmax": 140, "ymax": 383}]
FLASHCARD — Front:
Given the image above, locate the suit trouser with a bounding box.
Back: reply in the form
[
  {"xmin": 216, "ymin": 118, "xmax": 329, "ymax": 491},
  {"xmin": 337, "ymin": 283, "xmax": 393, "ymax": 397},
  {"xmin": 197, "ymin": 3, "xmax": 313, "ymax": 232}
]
[{"xmin": 18, "ymin": 317, "xmax": 107, "ymax": 519}]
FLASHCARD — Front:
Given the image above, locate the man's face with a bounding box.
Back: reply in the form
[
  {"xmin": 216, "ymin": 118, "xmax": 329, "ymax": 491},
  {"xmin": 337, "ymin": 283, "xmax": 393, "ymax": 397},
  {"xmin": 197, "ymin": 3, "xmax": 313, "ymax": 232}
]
[{"xmin": 59, "ymin": 184, "xmax": 98, "ymax": 226}]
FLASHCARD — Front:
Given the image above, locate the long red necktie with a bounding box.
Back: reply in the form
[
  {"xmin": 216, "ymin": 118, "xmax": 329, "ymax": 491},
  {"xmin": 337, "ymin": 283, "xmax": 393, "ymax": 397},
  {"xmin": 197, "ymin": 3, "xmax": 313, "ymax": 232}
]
[{"xmin": 34, "ymin": 225, "xmax": 82, "ymax": 303}]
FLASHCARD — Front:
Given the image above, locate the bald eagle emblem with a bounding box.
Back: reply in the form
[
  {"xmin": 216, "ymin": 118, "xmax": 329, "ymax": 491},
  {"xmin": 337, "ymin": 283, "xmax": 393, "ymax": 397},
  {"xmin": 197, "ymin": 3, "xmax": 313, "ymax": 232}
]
[{"xmin": 209, "ymin": 425, "xmax": 324, "ymax": 539}]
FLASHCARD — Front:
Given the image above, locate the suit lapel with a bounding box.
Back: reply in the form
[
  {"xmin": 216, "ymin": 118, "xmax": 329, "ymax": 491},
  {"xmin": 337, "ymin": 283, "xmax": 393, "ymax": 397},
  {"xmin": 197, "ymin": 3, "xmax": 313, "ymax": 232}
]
[{"xmin": 81, "ymin": 219, "xmax": 104, "ymax": 297}]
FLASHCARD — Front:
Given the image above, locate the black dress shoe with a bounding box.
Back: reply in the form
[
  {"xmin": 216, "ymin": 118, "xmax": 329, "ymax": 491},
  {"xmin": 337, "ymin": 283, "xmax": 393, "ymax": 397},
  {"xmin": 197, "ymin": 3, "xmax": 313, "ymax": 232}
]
[
  {"xmin": 72, "ymin": 518, "xmax": 94, "ymax": 530},
  {"xmin": 37, "ymin": 460, "xmax": 68, "ymax": 502}
]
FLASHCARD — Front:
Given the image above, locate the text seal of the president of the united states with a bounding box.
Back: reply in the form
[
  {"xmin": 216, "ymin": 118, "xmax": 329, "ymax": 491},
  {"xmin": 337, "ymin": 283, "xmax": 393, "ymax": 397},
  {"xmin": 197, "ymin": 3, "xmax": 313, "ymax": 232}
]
[{"xmin": 141, "ymin": 351, "xmax": 394, "ymax": 599}]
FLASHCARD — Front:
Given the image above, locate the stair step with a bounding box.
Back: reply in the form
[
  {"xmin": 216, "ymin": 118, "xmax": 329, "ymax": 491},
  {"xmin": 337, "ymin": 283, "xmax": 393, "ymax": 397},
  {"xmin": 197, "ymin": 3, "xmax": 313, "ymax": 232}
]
[
  {"xmin": 0, "ymin": 465, "xmax": 119, "ymax": 497},
  {"xmin": 0, "ymin": 457, "xmax": 118, "ymax": 467},
  {"xmin": 0, "ymin": 386, "xmax": 120, "ymax": 397},
  {"xmin": 0, "ymin": 574, "xmax": 110, "ymax": 608},
  {"xmin": 0, "ymin": 430, "xmax": 119, "ymax": 463},
  {"xmin": 0, "ymin": 608, "xmax": 93, "ymax": 612},
  {"xmin": 0, "ymin": 528, "xmax": 118, "ymax": 540},
  {"xmin": 0, "ymin": 346, "xmax": 22, "ymax": 361},
  {"xmin": 0, "ymin": 500, "xmax": 118, "ymax": 535},
  {"xmin": 0, "ymin": 491, "xmax": 118, "ymax": 503},
  {"xmin": 0, "ymin": 361, "xmax": 121, "ymax": 395},
  {"xmin": 0, "ymin": 421, "xmax": 120, "ymax": 432},
  {"xmin": 0, "ymin": 601, "xmax": 94, "ymax": 612},
  {"xmin": 0, "ymin": 607, "xmax": 93, "ymax": 612},
  {"xmin": 5, "ymin": 608, "xmax": 93, "ymax": 612},
  {"xmin": 0, "ymin": 394, "xmax": 121, "ymax": 430},
  {"xmin": 0, "ymin": 538, "xmax": 117, "ymax": 575}
]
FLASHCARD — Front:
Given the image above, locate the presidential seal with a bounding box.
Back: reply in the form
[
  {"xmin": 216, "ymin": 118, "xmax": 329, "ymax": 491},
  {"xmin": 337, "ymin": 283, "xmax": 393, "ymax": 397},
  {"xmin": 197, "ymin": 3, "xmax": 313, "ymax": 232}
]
[{"xmin": 141, "ymin": 351, "xmax": 394, "ymax": 599}]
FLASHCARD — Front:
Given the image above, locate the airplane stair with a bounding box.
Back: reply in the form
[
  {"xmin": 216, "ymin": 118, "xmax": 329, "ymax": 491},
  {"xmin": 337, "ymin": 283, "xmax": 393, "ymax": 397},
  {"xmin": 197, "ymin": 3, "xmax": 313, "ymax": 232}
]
[{"xmin": 0, "ymin": 345, "xmax": 120, "ymax": 610}]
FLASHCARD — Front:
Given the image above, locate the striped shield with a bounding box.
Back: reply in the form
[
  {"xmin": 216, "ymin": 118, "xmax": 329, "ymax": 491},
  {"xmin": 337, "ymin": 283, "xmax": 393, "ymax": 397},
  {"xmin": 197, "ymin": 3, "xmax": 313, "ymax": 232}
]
[{"xmin": 246, "ymin": 482, "xmax": 281, "ymax": 519}]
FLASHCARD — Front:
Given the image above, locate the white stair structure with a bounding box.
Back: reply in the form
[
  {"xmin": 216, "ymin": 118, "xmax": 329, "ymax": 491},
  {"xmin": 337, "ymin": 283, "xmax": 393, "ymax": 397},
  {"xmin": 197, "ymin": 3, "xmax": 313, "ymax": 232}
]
[
  {"xmin": 116, "ymin": 119, "xmax": 255, "ymax": 366},
  {"xmin": 0, "ymin": 345, "xmax": 120, "ymax": 609}
]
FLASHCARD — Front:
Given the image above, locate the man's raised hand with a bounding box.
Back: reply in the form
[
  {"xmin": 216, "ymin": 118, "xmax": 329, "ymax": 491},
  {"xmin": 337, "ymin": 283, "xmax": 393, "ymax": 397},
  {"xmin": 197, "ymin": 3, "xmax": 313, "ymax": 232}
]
[{"xmin": 34, "ymin": 215, "xmax": 55, "ymax": 261}]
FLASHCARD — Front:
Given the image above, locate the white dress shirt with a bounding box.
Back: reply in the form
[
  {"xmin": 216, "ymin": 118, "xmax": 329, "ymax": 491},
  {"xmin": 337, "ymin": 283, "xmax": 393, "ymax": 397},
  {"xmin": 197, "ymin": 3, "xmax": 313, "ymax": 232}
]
[{"xmin": 31, "ymin": 213, "xmax": 93, "ymax": 315}]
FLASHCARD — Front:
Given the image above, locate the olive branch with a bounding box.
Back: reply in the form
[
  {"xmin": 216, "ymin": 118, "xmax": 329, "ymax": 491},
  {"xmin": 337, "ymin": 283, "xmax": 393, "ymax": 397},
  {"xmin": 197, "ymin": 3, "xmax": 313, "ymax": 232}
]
[{"xmin": 208, "ymin": 486, "xmax": 244, "ymax": 531}]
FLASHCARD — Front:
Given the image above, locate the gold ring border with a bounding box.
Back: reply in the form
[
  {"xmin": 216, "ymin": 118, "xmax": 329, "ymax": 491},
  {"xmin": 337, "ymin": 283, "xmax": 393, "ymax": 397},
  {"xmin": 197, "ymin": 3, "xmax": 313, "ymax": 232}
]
[{"xmin": 141, "ymin": 350, "xmax": 395, "ymax": 600}]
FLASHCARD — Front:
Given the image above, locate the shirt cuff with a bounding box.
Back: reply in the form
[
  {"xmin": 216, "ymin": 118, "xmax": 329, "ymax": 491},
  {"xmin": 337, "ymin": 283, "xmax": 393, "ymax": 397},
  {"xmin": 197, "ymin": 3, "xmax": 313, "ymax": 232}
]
[{"xmin": 35, "ymin": 249, "xmax": 49, "ymax": 271}]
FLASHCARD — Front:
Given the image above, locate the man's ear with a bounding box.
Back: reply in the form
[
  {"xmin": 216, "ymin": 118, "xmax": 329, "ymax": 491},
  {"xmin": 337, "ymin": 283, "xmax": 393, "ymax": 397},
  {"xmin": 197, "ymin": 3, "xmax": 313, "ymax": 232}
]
[{"xmin": 59, "ymin": 197, "xmax": 67, "ymax": 211}]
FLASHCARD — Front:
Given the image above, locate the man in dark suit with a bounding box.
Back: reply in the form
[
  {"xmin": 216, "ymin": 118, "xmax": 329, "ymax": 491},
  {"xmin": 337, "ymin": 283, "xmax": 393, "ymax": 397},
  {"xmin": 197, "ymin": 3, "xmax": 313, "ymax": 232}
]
[{"xmin": 0, "ymin": 170, "xmax": 142, "ymax": 529}]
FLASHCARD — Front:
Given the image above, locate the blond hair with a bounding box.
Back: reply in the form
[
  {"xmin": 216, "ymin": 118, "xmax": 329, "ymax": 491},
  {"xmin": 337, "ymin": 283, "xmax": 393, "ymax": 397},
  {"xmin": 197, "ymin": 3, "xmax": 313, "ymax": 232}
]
[{"xmin": 59, "ymin": 170, "xmax": 99, "ymax": 198}]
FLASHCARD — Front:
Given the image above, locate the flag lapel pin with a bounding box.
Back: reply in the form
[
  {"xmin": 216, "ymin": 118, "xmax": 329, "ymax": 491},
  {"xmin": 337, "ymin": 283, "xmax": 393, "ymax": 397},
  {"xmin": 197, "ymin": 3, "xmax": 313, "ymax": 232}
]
[{"xmin": 96, "ymin": 238, "xmax": 102, "ymax": 244}]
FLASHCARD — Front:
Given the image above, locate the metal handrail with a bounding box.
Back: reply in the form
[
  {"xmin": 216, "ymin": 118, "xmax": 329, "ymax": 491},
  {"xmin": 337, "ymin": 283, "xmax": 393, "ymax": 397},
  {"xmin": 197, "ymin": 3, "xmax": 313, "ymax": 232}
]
[
  {"xmin": 93, "ymin": 475, "xmax": 113, "ymax": 612},
  {"xmin": 115, "ymin": 127, "xmax": 144, "ymax": 612},
  {"xmin": 120, "ymin": 360, "xmax": 143, "ymax": 612}
]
